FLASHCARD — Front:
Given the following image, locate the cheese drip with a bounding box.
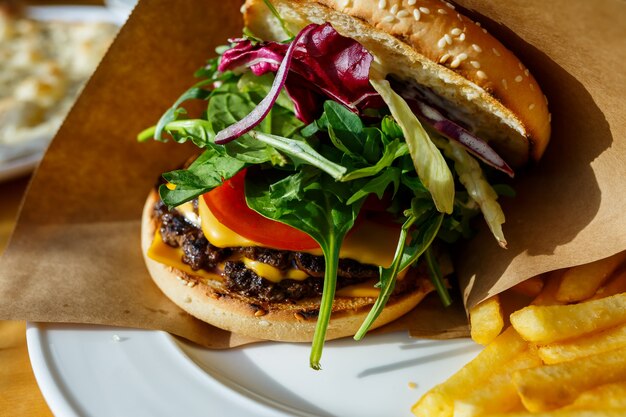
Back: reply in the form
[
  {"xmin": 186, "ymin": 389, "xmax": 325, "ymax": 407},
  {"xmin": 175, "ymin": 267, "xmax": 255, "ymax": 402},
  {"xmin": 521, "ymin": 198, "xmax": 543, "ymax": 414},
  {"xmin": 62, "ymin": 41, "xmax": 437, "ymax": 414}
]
[{"xmin": 147, "ymin": 198, "xmax": 409, "ymax": 298}]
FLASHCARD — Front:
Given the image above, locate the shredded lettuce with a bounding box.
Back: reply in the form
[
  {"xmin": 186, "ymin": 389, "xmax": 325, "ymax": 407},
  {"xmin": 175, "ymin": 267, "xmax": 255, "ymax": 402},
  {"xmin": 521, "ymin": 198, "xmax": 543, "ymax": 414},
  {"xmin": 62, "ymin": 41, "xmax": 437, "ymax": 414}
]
[
  {"xmin": 370, "ymin": 78, "xmax": 455, "ymax": 214},
  {"xmin": 438, "ymin": 138, "xmax": 507, "ymax": 247}
]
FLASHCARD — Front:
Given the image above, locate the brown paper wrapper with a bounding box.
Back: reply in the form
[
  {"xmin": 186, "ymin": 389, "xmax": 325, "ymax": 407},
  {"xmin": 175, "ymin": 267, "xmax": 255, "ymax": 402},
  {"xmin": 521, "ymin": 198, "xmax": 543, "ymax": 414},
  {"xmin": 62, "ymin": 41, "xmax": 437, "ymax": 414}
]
[{"xmin": 1, "ymin": 0, "xmax": 625, "ymax": 347}]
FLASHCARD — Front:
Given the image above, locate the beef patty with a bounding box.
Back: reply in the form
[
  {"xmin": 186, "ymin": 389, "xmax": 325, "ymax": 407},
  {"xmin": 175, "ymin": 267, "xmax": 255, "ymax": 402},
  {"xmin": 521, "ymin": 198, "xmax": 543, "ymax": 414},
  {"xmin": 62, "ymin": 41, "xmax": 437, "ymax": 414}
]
[{"xmin": 153, "ymin": 199, "xmax": 418, "ymax": 303}]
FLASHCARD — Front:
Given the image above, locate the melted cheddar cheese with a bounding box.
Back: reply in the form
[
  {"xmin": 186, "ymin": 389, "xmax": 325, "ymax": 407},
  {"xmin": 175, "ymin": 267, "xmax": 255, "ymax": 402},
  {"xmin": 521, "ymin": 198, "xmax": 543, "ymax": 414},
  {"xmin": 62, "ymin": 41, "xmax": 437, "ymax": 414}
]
[{"xmin": 197, "ymin": 196, "xmax": 401, "ymax": 268}]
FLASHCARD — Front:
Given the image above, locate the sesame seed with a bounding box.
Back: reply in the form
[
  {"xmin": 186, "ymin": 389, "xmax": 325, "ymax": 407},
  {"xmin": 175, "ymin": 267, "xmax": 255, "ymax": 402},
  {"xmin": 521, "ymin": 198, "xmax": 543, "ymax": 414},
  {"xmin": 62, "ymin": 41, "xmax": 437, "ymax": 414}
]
[
  {"xmin": 445, "ymin": 1, "xmax": 455, "ymax": 9},
  {"xmin": 438, "ymin": 8, "xmax": 447, "ymax": 14},
  {"xmin": 482, "ymin": 28, "xmax": 487, "ymax": 33},
  {"xmin": 254, "ymin": 309, "xmax": 267, "ymax": 317},
  {"xmin": 239, "ymin": 4, "xmax": 246, "ymax": 13},
  {"xmin": 529, "ymin": 83, "xmax": 535, "ymax": 91},
  {"xmin": 439, "ymin": 53, "xmax": 451, "ymax": 63},
  {"xmin": 419, "ymin": 7, "xmax": 430, "ymax": 14},
  {"xmin": 390, "ymin": 4, "xmax": 399, "ymax": 14},
  {"xmin": 258, "ymin": 320, "xmax": 270, "ymax": 327},
  {"xmin": 470, "ymin": 60, "xmax": 480, "ymax": 68},
  {"xmin": 397, "ymin": 10, "xmax": 410, "ymax": 17},
  {"xmin": 475, "ymin": 21, "xmax": 482, "ymax": 27},
  {"xmin": 459, "ymin": 33, "xmax": 466, "ymax": 41},
  {"xmin": 451, "ymin": 28, "xmax": 462, "ymax": 36},
  {"xmin": 340, "ymin": 0, "xmax": 352, "ymax": 8},
  {"xmin": 378, "ymin": 0, "xmax": 387, "ymax": 9},
  {"xmin": 437, "ymin": 37, "xmax": 446, "ymax": 48},
  {"xmin": 408, "ymin": 0, "xmax": 417, "ymax": 5},
  {"xmin": 518, "ymin": 62, "xmax": 524, "ymax": 70},
  {"xmin": 476, "ymin": 70, "xmax": 487, "ymax": 79},
  {"xmin": 549, "ymin": 113, "xmax": 552, "ymax": 122},
  {"xmin": 544, "ymin": 95, "xmax": 549, "ymax": 104},
  {"xmin": 444, "ymin": 34, "xmax": 453, "ymax": 44},
  {"xmin": 450, "ymin": 54, "xmax": 467, "ymax": 68},
  {"xmin": 472, "ymin": 44, "xmax": 482, "ymax": 52},
  {"xmin": 529, "ymin": 103, "xmax": 536, "ymax": 110},
  {"xmin": 492, "ymin": 48, "xmax": 501, "ymax": 56},
  {"xmin": 294, "ymin": 312, "xmax": 305, "ymax": 321},
  {"xmin": 383, "ymin": 14, "xmax": 396, "ymax": 22},
  {"xmin": 112, "ymin": 334, "xmax": 121, "ymax": 342},
  {"xmin": 515, "ymin": 75, "xmax": 523, "ymax": 82},
  {"xmin": 413, "ymin": 9, "xmax": 421, "ymax": 20},
  {"xmin": 525, "ymin": 69, "xmax": 530, "ymax": 76},
  {"xmin": 502, "ymin": 78, "xmax": 509, "ymax": 90},
  {"xmin": 408, "ymin": 381, "xmax": 418, "ymax": 389}
]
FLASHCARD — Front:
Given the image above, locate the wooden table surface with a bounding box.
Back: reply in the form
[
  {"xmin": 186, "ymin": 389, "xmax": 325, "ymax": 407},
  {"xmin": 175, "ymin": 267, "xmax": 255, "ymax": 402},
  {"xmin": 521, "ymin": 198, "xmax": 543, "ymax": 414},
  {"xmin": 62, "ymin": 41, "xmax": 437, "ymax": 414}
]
[
  {"xmin": 1, "ymin": 2, "xmax": 107, "ymax": 414},
  {"xmin": 0, "ymin": 175, "xmax": 53, "ymax": 416}
]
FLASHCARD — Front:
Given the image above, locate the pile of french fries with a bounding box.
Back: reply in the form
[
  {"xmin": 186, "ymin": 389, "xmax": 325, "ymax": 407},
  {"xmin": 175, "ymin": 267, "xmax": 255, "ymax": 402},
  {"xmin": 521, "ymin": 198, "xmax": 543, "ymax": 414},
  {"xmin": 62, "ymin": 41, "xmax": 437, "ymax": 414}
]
[{"xmin": 412, "ymin": 252, "xmax": 626, "ymax": 417}]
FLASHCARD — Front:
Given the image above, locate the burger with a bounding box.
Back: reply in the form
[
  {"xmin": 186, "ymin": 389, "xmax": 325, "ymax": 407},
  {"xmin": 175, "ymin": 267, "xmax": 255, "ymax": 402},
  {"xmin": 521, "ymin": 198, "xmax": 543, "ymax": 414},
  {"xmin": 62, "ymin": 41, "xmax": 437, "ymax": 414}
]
[{"xmin": 139, "ymin": 0, "xmax": 550, "ymax": 369}]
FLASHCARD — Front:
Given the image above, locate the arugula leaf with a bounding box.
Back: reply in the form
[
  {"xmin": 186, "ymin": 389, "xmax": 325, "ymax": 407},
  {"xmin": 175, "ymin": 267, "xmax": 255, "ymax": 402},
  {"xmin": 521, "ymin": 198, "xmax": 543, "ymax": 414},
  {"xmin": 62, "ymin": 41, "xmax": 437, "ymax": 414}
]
[
  {"xmin": 341, "ymin": 139, "xmax": 407, "ymax": 181},
  {"xmin": 248, "ymin": 131, "xmax": 347, "ymax": 180},
  {"xmin": 245, "ymin": 171, "xmax": 363, "ymax": 370},
  {"xmin": 354, "ymin": 207, "xmax": 443, "ymax": 340},
  {"xmin": 425, "ymin": 247, "xmax": 452, "ymax": 307},
  {"xmin": 147, "ymin": 85, "xmax": 211, "ymax": 143},
  {"xmin": 208, "ymin": 81, "xmax": 297, "ymax": 165},
  {"xmin": 346, "ymin": 167, "xmax": 401, "ymax": 205},
  {"xmin": 381, "ymin": 115, "xmax": 403, "ymax": 140},
  {"xmin": 159, "ymin": 119, "xmax": 214, "ymax": 148},
  {"xmin": 159, "ymin": 145, "xmax": 246, "ymax": 207},
  {"xmin": 238, "ymin": 72, "xmax": 295, "ymax": 112},
  {"xmin": 322, "ymin": 101, "xmax": 366, "ymax": 157}
]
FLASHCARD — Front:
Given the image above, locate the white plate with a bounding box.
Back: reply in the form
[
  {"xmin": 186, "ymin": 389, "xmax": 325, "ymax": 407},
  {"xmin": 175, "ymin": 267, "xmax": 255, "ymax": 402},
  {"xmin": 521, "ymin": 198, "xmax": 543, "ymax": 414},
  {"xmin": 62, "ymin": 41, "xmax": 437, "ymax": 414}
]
[
  {"xmin": 0, "ymin": 150, "xmax": 43, "ymax": 182},
  {"xmin": 27, "ymin": 323, "xmax": 481, "ymax": 417}
]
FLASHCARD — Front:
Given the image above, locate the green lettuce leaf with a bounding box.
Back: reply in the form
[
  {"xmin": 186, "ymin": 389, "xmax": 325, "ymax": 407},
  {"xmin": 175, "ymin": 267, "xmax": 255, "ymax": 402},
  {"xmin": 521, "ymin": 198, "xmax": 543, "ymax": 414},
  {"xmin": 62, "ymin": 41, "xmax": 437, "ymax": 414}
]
[{"xmin": 370, "ymin": 78, "xmax": 455, "ymax": 214}]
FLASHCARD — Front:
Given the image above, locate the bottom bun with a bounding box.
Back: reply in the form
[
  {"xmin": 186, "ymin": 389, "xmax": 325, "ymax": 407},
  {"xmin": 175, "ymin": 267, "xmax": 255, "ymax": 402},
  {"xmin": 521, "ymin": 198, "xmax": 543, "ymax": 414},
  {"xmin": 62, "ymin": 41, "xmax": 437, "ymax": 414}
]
[{"xmin": 141, "ymin": 191, "xmax": 432, "ymax": 342}]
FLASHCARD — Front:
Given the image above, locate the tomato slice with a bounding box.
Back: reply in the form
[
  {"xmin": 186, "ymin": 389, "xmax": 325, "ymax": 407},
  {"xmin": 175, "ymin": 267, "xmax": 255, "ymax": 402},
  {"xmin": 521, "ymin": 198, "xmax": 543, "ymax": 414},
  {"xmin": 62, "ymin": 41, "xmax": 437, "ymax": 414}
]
[{"xmin": 202, "ymin": 169, "xmax": 319, "ymax": 251}]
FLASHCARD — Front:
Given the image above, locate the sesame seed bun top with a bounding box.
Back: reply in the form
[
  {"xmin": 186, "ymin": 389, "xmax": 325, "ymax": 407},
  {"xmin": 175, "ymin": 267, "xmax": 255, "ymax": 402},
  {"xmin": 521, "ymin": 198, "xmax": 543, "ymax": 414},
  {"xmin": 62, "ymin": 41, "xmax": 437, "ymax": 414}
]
[{"xmin": 243, "ymin": 0, "xmax": 551, "ymax": 166}]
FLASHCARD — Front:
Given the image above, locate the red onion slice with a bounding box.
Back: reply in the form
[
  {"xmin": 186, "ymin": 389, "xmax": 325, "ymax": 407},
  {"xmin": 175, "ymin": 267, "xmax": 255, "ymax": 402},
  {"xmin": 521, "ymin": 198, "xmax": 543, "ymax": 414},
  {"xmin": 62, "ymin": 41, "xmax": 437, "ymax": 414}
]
[
  {"xmin": 408, "ymin": 99, "xmax": 514, "ymax": 177},
  {"xmin": 214, "ymin": 24, "xmax": 317, "ymax": 144}
]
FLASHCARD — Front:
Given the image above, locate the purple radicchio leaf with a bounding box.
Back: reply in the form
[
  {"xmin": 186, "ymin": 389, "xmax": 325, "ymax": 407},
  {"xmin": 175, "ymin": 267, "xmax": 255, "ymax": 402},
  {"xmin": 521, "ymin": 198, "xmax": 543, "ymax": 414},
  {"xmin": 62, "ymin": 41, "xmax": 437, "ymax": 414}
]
[
  {"xmin": 218, "ymin": 23, "xmax": 382, "ymax": 123},
  {"xmin": 214, "ymin": 24, "xmax": 318, "ymax": 144},
  {"xmin": 406, "ymin": 99, "xmax": 514, "ymax": 177}
]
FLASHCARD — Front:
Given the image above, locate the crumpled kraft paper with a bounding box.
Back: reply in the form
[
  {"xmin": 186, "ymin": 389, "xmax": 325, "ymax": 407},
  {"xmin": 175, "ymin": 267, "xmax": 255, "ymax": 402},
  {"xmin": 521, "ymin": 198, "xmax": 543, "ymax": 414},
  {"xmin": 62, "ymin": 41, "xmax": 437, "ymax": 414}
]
[{"xmin": 1, "ymin": 0, "xmax": 625, "ymax": 347}]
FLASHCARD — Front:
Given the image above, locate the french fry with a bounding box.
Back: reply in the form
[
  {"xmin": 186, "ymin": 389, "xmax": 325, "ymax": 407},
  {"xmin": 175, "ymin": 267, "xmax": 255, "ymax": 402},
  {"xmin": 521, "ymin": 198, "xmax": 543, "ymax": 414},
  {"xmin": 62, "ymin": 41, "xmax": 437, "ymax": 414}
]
[
  {"xmin": 511, "ymin": 345, "xmax": 626, "ymax": 411},
  {"xmin": 480, "ymin": 410, "xmax": 626, "ymax": 417},
  {"xmin": 538, "ymin": 322, "xmax": 626, "ymax": 364},
  {"xmin": 453, "ymin": 350, "xmax": 542, "ymax": 417},
  {"xmin": 510, "ymin": 292, "xmax": 626, "ymax": 344},
  {"xmin": 564, "ymin": 382, "xmax": 626, "ymax": 410},
  {"xmin": 412, "ymin": 327, "xmax": 527, "ymax": 417},
  {"xmin": 555, "ymin": 252, "xmax": 626, "ymax": 303},
  {"xmin": 511, "ymin": 276, "xmax": 545, "ymax": 298},
  {"xmin": 592, "ymin": 269, "xmax": 626, "ymax": 300},
  {"xmin": 532, "ymin": 269, "xmax": 566, "ymax": 306},
  {"xmin": 470, "ymin": 295, "xmax": 504, "ymax": 345}
]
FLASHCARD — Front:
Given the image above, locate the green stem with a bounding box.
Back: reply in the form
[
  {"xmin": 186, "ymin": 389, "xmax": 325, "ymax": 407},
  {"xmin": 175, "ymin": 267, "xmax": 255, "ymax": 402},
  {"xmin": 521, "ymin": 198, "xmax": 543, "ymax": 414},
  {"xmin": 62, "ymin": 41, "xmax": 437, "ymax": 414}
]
[
  {"xmin": 309, "ymin": 234, "xmax": 340, "ymax": 370},
  {"xmin": 137, "ymin": 125, "xmax": 156, "ymax": 142},
  {"xmin": 425, "ymin": 247, "xmax": 452, "ymax": 307},
  {"xmin": 353, "ymin": 215, "xmax": 416, "ymax": 340},
  {"xmin": 262, "ymin": 0, "xmax": 294, "ymax": 39}
]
